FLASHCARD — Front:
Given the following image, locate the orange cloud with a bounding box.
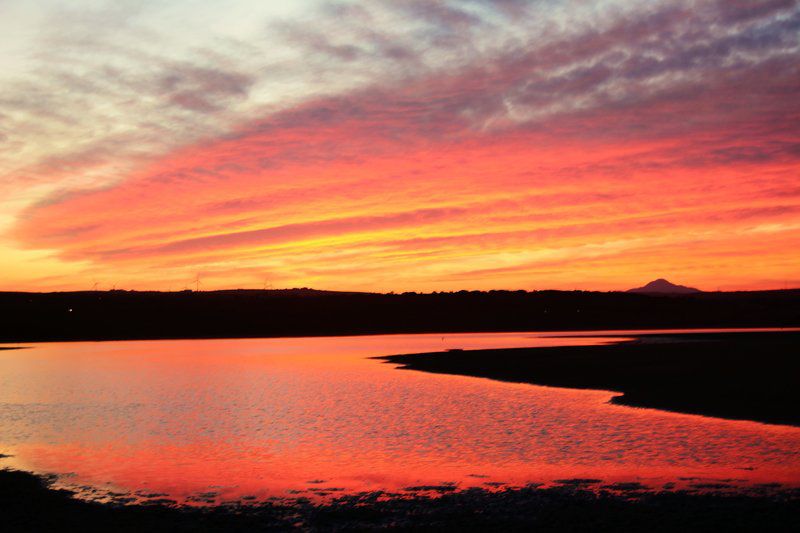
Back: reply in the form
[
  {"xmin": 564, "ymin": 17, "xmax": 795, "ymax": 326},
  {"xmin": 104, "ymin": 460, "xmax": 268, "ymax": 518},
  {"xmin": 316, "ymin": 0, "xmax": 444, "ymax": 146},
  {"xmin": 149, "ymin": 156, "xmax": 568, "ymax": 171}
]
[{"xmin": 4, "ymin": 0, "xmax": 800, "ymax": 292}]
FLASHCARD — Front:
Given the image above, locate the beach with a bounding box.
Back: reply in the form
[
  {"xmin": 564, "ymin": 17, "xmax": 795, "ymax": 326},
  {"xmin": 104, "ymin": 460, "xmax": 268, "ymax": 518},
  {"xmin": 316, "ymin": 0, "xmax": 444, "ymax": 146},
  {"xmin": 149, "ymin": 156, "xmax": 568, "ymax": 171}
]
[{"xmin": 2, "ymin": 467, "xmax": 799, "ymax": 532}]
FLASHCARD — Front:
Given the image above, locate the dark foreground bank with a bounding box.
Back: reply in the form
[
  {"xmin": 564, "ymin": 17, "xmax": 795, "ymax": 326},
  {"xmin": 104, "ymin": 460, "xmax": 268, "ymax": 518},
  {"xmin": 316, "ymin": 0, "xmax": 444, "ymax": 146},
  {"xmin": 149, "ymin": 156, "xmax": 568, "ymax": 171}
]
[
  {"xmin": 380, "ymin": 331, "xmax": 800, "ymax": 426},
  {"xmin": 2, "ymin": 469, "xmax": 799, "ymax": 532},
  {"xmin": 1, "ymin": 288, "xmax": 799, "ymax": 342}
]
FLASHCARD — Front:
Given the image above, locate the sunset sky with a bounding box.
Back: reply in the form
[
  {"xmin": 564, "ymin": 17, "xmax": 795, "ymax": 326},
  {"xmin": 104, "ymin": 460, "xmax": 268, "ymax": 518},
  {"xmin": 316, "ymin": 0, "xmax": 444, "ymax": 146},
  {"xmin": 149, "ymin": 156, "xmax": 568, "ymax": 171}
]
[{"xmin": 1, "ymin": 0, "xmax": 798, "ymax": 292}]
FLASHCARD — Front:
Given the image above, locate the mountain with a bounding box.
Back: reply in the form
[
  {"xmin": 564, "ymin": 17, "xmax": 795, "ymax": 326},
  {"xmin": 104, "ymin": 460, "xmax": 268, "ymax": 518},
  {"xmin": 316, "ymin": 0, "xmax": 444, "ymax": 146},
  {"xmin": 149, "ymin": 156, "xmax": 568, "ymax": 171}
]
[{"xmin": 627, "ymin": 279, "xmax": 701, "ymax": 294}]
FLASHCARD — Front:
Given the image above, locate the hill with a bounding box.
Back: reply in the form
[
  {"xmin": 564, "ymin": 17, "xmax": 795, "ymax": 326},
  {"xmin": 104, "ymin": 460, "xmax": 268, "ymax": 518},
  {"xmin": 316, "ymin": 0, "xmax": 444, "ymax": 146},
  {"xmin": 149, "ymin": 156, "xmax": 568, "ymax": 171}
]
[
  {"xmin": 627, "ymin": 279, "xmax": 701, "ymax": 294},
  {"xmin": 0, "ymin": 288, "xmax": 798, "ymax": 343}
]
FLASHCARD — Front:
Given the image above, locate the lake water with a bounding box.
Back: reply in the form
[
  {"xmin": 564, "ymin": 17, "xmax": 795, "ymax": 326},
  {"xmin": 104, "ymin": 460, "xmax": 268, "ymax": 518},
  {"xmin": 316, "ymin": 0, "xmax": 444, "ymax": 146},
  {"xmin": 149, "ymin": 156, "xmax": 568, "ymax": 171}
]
[{"xmin": 1, "ymin": 329, "xmax": 799, "ymax": 505}]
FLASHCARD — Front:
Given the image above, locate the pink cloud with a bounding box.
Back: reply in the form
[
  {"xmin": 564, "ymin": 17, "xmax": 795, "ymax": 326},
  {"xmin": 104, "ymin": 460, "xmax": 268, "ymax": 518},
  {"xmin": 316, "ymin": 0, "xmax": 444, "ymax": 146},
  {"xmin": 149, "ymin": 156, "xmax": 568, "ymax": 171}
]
[{"xmin": 7, "ymin": 0, "xmax": 800, "ymax": 291}]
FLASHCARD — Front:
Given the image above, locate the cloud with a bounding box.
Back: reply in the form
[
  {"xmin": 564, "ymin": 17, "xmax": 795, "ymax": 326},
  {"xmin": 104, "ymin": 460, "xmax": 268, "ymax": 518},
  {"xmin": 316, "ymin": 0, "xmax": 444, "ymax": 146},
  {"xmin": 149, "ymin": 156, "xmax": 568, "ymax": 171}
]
[{"xmin": 2, "ymin": 0, "xmax": 800, "ymax": 291}]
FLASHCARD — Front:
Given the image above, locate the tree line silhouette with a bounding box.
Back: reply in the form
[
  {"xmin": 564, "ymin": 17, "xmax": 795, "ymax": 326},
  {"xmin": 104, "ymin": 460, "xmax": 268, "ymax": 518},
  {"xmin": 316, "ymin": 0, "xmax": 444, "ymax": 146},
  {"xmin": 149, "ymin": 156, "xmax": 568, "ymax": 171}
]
[{"xmin": 0, "ymin": 288, "xmax": 798, "ymax": 342}]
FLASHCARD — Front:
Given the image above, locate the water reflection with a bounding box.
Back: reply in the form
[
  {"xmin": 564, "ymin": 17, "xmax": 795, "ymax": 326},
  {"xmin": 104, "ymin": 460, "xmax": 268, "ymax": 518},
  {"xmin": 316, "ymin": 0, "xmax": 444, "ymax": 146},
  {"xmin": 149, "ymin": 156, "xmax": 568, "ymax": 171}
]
[{"xmin": 0, "ymin": 331, "xmax": 798, "ymax": 504}]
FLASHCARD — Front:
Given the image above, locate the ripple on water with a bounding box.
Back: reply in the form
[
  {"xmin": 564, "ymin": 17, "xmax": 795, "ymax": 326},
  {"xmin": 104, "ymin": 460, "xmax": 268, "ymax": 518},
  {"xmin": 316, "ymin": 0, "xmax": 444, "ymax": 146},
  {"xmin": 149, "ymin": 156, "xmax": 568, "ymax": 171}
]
[{"xmin": 0, "ymin": 331, "xmax": 799, "ymax": 504}]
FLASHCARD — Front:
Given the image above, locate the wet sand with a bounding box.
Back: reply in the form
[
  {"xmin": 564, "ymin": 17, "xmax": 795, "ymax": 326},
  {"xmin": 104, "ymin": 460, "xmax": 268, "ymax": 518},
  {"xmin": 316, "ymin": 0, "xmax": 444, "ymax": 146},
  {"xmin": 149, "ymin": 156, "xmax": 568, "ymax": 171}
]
[
  {"xmin": 380, "ymin": 331, "xmax": 800, "ymax": 426},
  {"xmin": 2, "ymin": 468, "xmax": 798, "ymax": 532}
]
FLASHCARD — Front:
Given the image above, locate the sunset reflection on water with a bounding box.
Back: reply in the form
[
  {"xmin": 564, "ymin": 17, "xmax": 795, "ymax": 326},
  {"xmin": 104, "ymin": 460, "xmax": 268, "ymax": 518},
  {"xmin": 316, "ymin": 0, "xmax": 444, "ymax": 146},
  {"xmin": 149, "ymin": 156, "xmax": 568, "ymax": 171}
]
[{"xmin": 1, "ymin": 331, "xmax": 798, "ymax": 505}]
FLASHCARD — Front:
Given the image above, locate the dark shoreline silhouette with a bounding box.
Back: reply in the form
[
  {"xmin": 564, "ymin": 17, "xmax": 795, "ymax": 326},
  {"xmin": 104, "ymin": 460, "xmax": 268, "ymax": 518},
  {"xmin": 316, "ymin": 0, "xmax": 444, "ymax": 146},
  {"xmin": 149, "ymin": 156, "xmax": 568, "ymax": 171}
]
[
  {"xmin": 1, "ymin": 288, "xmax": 798, "ymax": 343},
  {"xmin": 1, "ymin": 468, "xmax": 798, "ymax": 532},
  {"xmin": 380, "ymin": 331, "xmax": 800, "ymax": 427}
]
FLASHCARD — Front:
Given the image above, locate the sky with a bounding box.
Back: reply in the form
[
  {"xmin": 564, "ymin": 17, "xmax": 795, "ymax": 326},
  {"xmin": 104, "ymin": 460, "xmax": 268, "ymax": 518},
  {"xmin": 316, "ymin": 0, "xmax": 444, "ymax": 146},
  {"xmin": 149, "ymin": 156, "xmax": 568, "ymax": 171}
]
[{"xmin": 0, "ymin": 0, "xmax": 798, "ymax": 293}]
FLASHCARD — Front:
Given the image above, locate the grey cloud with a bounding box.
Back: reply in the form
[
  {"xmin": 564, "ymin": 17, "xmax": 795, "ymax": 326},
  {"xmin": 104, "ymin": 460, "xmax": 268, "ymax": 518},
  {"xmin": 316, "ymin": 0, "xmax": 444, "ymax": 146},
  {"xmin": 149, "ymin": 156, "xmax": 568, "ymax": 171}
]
[
  {"xmin": 257, "ymin": 0, "xmax": 799, "ymax": 138},
  {"xmin": 157, "ymin": 64, "xmax": 256, "ymax": 112},
  {"xmin": 715, "ymin": 0, "xmax": 798, "ymax": 24},
  {"xmin": 4, "ymin": 0, "xmax": 800, "ymax": 206}
]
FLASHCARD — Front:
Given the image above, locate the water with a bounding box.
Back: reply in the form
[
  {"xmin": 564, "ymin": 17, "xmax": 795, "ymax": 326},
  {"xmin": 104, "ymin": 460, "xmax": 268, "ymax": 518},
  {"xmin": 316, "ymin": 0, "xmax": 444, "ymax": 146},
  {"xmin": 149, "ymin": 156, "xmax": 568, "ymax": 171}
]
[{"xmin": 1, "ymin": 330, "xmax": 798, "ymax": 505}]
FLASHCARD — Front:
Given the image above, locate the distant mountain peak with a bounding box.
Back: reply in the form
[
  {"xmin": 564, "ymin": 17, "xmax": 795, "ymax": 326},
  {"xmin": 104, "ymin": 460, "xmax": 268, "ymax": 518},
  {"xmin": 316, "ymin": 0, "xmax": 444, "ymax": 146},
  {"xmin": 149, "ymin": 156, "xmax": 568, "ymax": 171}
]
[{"xmin": 627, "ymin": 279, "xmax": 701, "ymax": 294}]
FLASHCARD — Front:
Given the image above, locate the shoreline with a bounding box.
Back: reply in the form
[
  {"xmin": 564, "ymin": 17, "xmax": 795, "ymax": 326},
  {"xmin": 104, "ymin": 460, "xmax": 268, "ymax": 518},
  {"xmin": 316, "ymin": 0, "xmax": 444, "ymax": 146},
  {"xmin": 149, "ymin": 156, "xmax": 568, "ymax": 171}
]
[
  {"xmin": 1, "ymin": 467, "xmax": 798, "ymax": 532},
  {"xmin": 379, "ymin": 331, "xmax": 800, "ymax": 427},
  {"xmin": 2, "ymin": 326, "xmax": 797, "ymax": 347}
]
